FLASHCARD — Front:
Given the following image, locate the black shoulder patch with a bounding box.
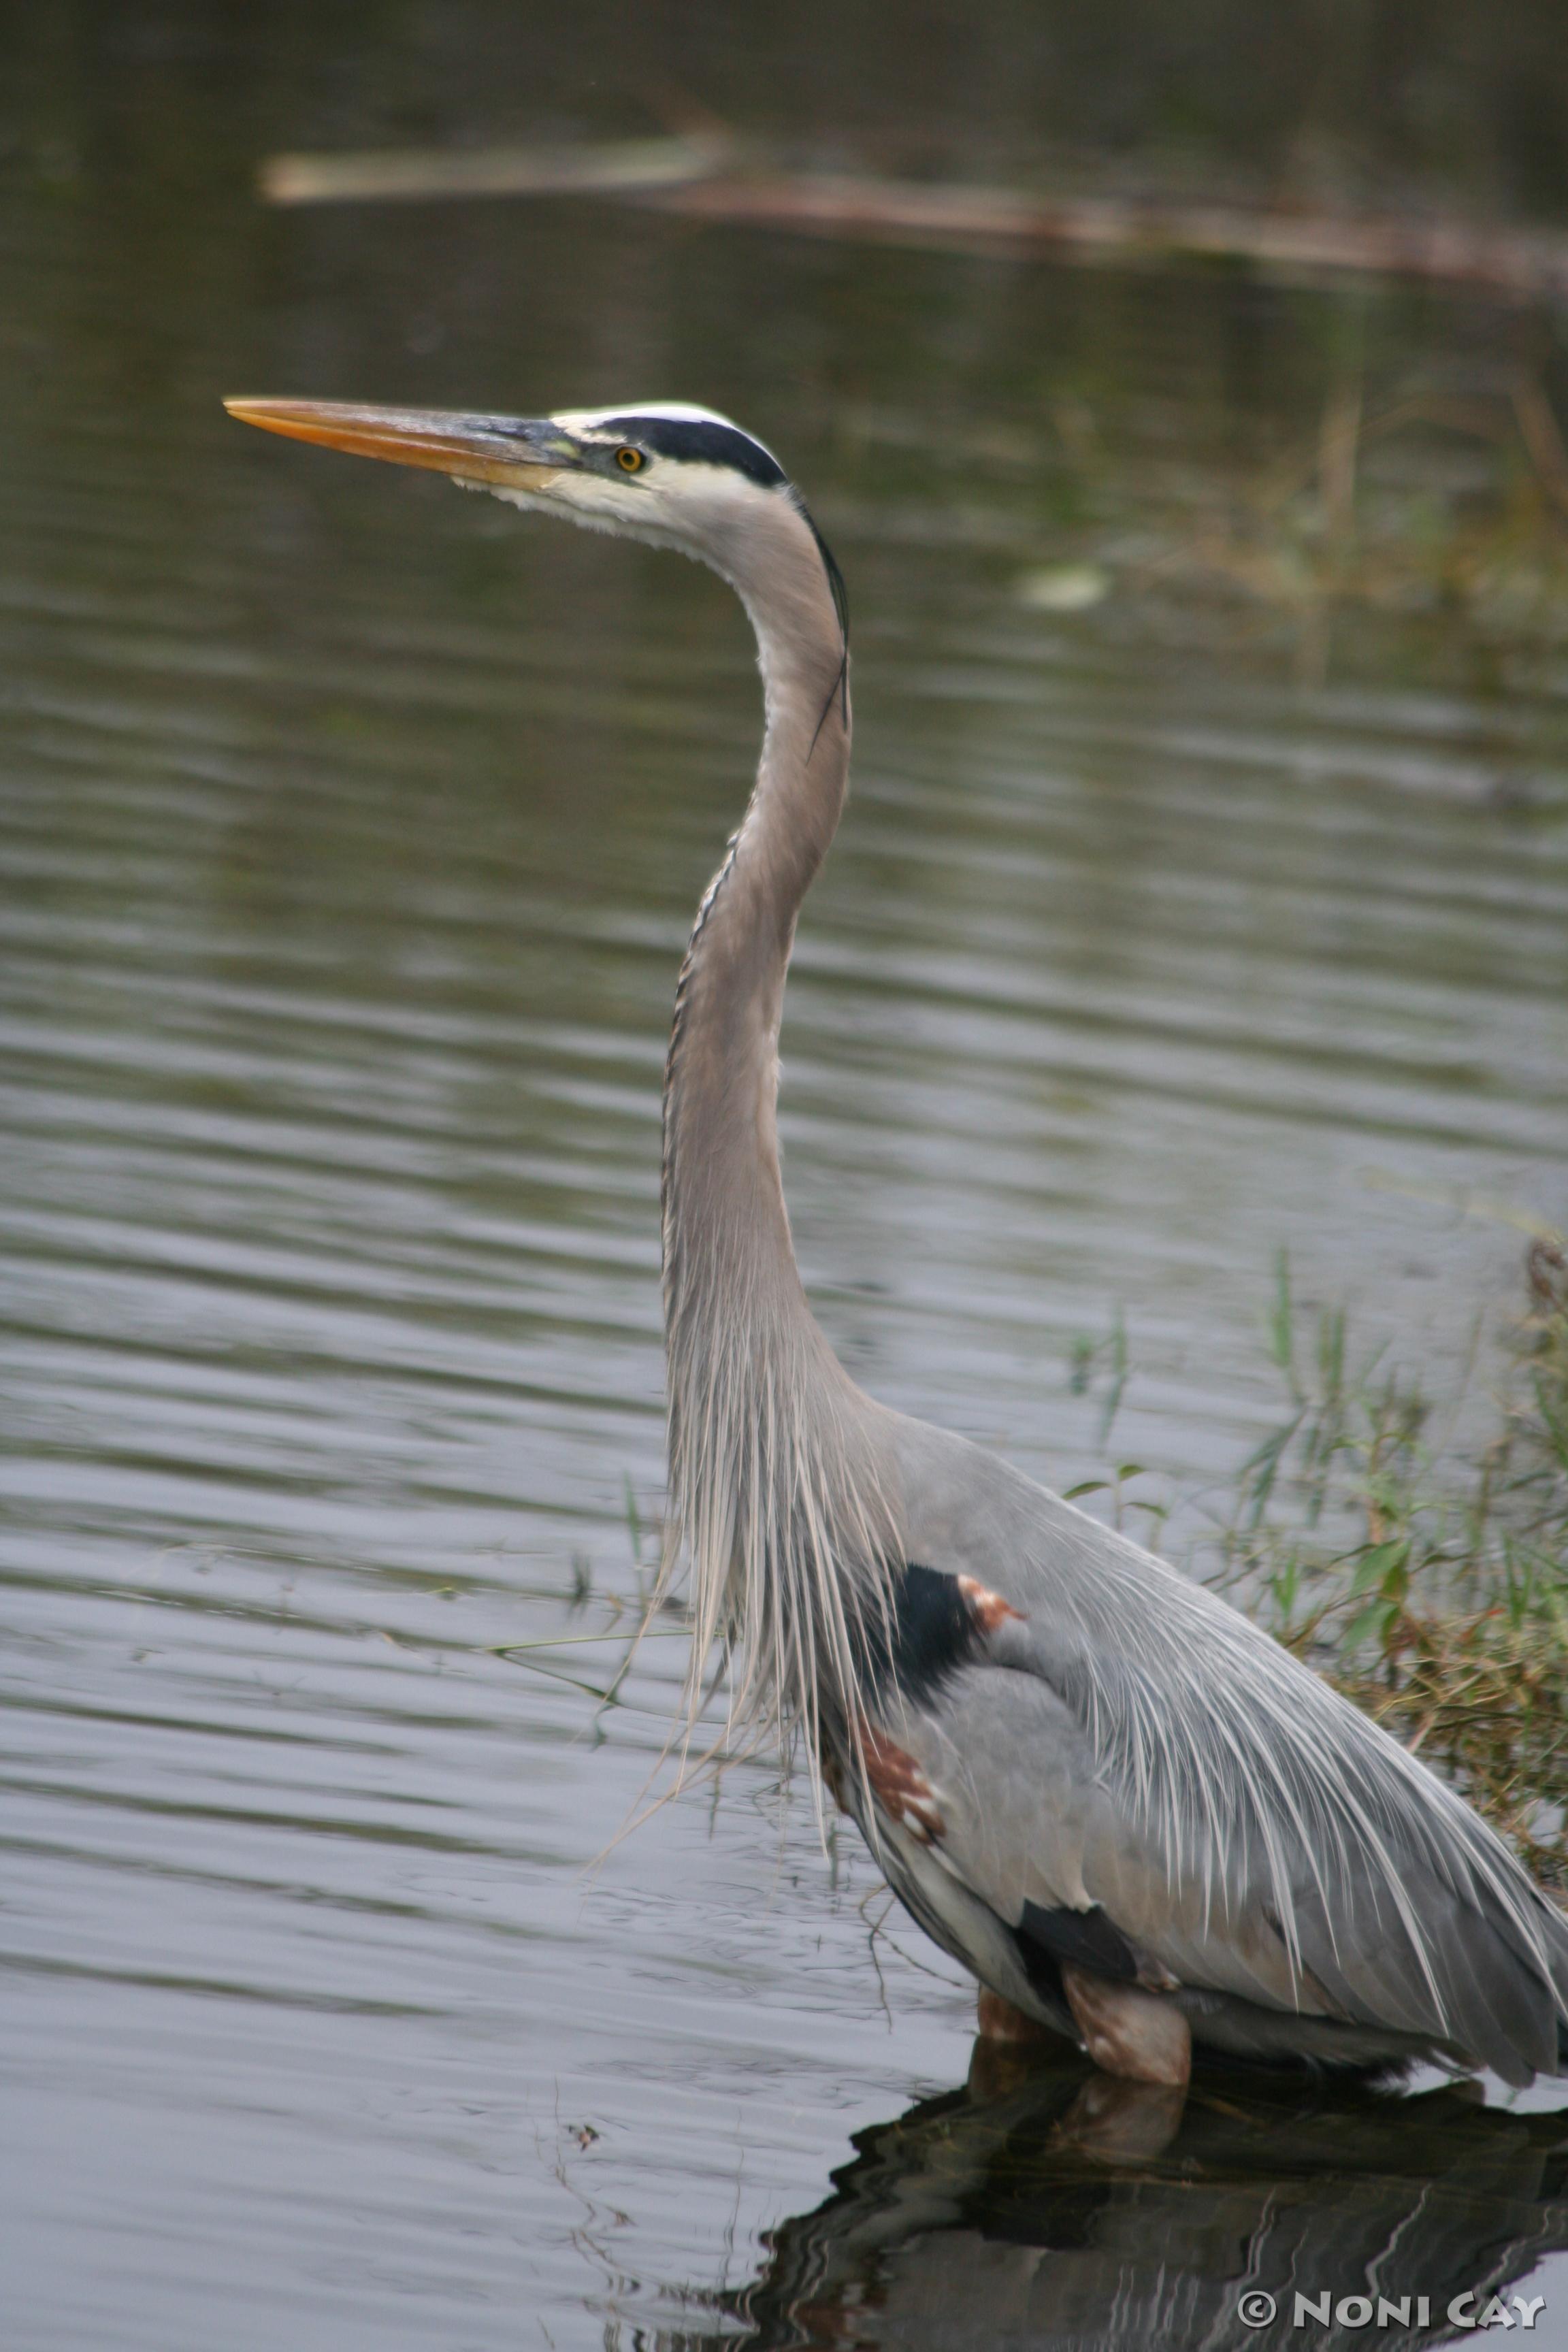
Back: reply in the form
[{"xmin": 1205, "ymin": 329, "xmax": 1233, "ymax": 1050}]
[
  {"xmin": 1018, "ymin": 1899, "xmax": 1139, "ymax": 1986},
  {"xmin": 598, "ymin": 414, "xmax": 787, "ymax": 488},
  {"xmin": 860, "ymin": 1563, "xmax": 982, "ymax": 1707}
]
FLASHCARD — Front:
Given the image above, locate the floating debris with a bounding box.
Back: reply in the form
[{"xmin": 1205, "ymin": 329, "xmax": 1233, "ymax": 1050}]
[
  {"xmin": 260, "ymin": 133, "xmax": 729, "ymax": 208},
  {"xmin": 1017, "ymin": 561, "xmax": 1111, "ymax": 612}
]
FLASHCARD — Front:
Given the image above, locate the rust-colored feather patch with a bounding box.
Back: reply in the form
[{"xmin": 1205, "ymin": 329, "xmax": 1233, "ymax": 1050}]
[
  {"xmin": 958, "ymin": 1573, "xmax": 1025, "ymax": 1633},
  {"xmin": 861, "ymin": 1720, "xmax": 945, "ymax": 1844}
]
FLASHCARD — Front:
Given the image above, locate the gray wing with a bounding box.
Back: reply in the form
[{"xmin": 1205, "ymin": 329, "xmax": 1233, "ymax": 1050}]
[{"xmin": 882, "ymin": 1419, "xmax": 1568, "ymax": 2083}]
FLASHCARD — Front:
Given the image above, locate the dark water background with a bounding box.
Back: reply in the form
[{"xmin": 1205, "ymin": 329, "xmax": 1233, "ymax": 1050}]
[{"xmin": 4, "ymin": 7, "xmax": 1568, "ymax": 2347}]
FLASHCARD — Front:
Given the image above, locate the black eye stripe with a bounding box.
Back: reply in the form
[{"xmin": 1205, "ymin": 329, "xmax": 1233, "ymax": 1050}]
[
  {"xmin": 596, "ymin": 415, "xmax": 787, "ymax": 488},
  {"xmin": 592, "ymin": 414, "xmax": 848, "ymax": 670}
]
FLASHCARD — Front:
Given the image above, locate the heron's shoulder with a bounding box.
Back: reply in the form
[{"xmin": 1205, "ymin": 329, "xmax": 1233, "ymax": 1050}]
[
  {"xmin": 882, "ymin": 1407, "xmax": 1341, "ymax": 1724},
  {"xmin": 884, "ymin": 1409, "xmax": 1213, "ymax": 1625},
  {"xmin": 879, "ymin": 1409, "xmax": 1514, "ymax": 1863}
]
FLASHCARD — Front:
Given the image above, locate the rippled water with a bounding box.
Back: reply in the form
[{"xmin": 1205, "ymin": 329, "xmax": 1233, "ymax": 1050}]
[{"xmin": 5, "ymin": 20, "xmax": 1568, "ymax": 2350}]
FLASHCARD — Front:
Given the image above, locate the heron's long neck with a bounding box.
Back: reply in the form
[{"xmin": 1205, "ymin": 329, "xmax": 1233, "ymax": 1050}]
[
  {"xmin": 661, "ymin": 587, "xmax": 848, "ymax": 1399},
  {"xmin": 660, "ymin": 517, "xmax": 892, "ymax": 1740}
]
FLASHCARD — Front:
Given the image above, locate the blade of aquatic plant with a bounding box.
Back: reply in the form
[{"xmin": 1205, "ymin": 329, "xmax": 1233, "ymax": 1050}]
[
  {"xmin": 487, "ymin": 1629, "xmax": 687, "ymax": 1656},
  {"xmin": 491, "ymin": 1635, "xmax": 687, "ymax": 1716},
  {"xmin": 1065, "ymin": 1304, "xmax": 1130, "ymax": 1446}
]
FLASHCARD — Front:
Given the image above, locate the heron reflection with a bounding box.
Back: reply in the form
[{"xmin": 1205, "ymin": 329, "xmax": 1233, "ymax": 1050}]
[{"xmin": 717, "ymin": 2048, "xmax": 1568, "ymax": 2351}]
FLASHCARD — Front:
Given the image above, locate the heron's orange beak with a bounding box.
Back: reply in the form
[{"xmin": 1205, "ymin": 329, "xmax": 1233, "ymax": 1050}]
[{"xmin": 223, "ymin": 397, "xmax": 578, "ymax": 489}]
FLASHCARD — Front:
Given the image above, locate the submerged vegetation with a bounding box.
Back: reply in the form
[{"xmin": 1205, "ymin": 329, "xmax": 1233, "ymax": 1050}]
[
  {"xmin": 1206, "ymin": 1236, "xmax": 1568, "ymax": 1884},
  {"xmin": 1146, "ymin": 372, "xmax": 1568, "ymax": 667}
]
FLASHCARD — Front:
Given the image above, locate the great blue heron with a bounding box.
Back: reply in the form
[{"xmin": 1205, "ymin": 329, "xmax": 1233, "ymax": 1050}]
[{"xmin": 227, "ymin": 393, "xmax": 1568, "ymax": 2089}]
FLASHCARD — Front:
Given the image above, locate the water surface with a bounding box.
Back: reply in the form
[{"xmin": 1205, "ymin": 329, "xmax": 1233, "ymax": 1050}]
[{"xmin": 5, "ymin": 18, "xmax": 1568, "ymax": 2349}]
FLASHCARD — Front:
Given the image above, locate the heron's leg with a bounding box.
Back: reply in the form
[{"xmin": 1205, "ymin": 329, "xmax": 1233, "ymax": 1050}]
[
  {"xmin": 1054, "ymin": 2072, "xmax": 1186, "ymax": 2161},
  {"xmin": 975, "ymin": 1989, "xmax": 1053, "ymax": 2043},
  {"xmin": 1061, "ymin": 1963, "xmax": 1191, "ymax": 2087}
]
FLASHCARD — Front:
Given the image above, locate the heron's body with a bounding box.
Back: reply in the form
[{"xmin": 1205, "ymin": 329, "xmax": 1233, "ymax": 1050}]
[{"xmin": 229, "ymin": 390, "xmax": 1568, "ymax": 2087}]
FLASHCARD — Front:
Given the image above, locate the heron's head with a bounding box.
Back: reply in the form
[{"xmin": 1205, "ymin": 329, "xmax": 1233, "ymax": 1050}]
[{"xmin": 224, "ymin": 395, "xmax": 847, "ymax": 665}]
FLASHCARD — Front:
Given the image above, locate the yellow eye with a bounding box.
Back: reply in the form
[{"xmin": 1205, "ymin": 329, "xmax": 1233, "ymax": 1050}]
[{"xmin": 615, "ymin": 446, "xmax": 644, "ymax": 473}]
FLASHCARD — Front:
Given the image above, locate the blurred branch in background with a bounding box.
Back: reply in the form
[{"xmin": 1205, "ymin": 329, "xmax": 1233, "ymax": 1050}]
[
  {"xmin": 259, "ymin": 135, "xmax": 1568, "ymax": 303},
  {"xmin": 644, "ymin": 170, "xmax": 1568, "ymax": 302}
]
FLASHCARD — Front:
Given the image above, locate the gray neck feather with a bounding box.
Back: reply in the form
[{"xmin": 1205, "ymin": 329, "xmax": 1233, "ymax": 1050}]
[{"xmin": 657, "ymin": 493, "xmax": 898, "ymax": 1764}]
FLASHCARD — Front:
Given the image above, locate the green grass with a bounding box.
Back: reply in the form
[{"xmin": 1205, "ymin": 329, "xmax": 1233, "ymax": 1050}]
[{"xmin": 1211, "ymin": 1237, "xmax": 1568, "ymax": 1883}]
